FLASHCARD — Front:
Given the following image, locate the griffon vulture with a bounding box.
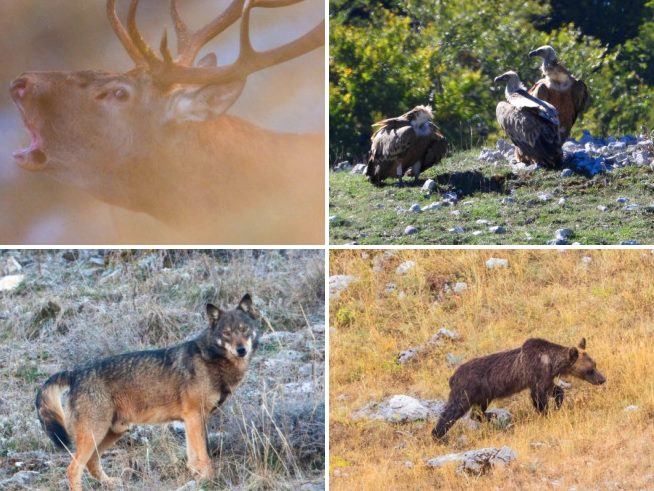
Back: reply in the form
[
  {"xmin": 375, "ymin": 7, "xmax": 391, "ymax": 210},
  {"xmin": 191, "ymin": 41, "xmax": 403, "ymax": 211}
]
[
  {"xmin": 494, "ymin": 71, "xmax": 563, "ymax": 168},
  {"xmin": 366, "ymin": 105, "xmax": 448, "ymax": 186},
  {"xmin": 528, "ymin": 45, "xmax": 591, "ymax": 141}
]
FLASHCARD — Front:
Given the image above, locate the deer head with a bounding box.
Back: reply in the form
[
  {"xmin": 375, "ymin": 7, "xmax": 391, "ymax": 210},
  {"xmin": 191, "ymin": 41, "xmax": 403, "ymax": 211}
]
[{"xmin": 9, "ymin": 0, "xmax": 324, "ymax": 240}]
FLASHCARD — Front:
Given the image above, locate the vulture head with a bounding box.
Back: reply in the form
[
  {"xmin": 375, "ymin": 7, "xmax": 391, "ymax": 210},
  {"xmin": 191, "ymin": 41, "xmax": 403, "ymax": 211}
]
[
  {"xmin": 406, "ymin": 105, "xmax": 433, "ymax": 135},
  {"xmin": 529, "ymin": 45, "xmax": 557, "ymax": 64},
  {"xmin": 494, "ymin": 71, "xmax": 526, "ymax": 98}
]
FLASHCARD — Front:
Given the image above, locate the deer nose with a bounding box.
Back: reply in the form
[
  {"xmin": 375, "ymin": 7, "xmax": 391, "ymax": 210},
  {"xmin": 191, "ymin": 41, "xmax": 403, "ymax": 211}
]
[{"xmin": 10, "ymin": 76, "xmax": 30, "ymax": 99}]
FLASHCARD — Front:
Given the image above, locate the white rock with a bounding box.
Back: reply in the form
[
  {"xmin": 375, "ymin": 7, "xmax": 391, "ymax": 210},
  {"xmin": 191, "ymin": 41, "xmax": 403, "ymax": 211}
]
[
  {"xmin": 485, "ymin": 258, "xmax": 508, "ymax": 269},
  {"xmin": 396, "ymin": 261, "xmax": 416, "ymax": 275},
  {"xmin": 422, "ymin": 201, "xmax": 442, "ymax": 211},
  {"xmin": 558, "ymin": 197, "xmax": 566, "ymax": 205},
  {"xmin": 426, "ymin": 446, "xmax": 517, "ymax": 475},
  {"xmin": 616, "ymin": 197, "xmax": 629, "ymax": 203},
  {"xmin": 597, "ymin": 205, "xmax": 608, "ymax": 212},
  {"xmin": 409, "ymin": 203, "xmax": 422, "ymax": 213},
  {"xmin": 581, "ymin": 256, "xmax": 592, "ymax": 265},
  {"xmin": 449, "ymin": 227, "xmax": 464, "ymax": 233},
  {"xmin": 489, "ymin": 226, "xmax": 506, "ymax": 234},
  {"xmin": 538, "ymin": 192, "xmax": 552, "ymax": 201},
  {"xmin": 422, "ymin": 179, "xmax": 437, "ymax": 192},
  {"xmin": 624, "ymin": 405, "xmax": 639, "ymax": 412},
  {"xmin": 2, "ymin": 257, "xmax": 22, "ymax": 275},
  {"xmin": 353, "ymin": 395, "xmax": 445, "ymax": 422},
  {"xmin": 404, "ymin": 225, "xmax": 418, "ymax": 235},
  {"xmin": 397, "ymin": 348, "xmax": 419, "ymax": 364},
  {"xmin": 329, "ymin": 275, "xmax": 358, "ymax": 299},
  {"xmin": 350, "ymin": 163, "xmax": 367, "ymax": 175},
  {"xmin": 452, "ymin": 282, "xmax": 468, "ymax": 293},
  {"xmin": 0, "ymin": 274, "xmax": 24, "ymax": 292},
  {"xmin": 560, "ymin": 168, "xmax": 573, "ymax": 177},
  {"xmin": 555, "ymin": 228, "xmax": 573, "ymax": 240}
]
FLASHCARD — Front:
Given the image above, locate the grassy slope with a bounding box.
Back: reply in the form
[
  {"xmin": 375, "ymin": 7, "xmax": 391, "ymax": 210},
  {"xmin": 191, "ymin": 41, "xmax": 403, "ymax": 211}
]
[
  {"xmin": 0, "ymin": 250, "xmax": 325, "ymax": 490},
  {"xmin": 329, "ymin": 151, "xmax": 654, "ymax": 245},
  {"xmin": 329, "ymin": 250, "xmax": 654, "ymax": 490}
]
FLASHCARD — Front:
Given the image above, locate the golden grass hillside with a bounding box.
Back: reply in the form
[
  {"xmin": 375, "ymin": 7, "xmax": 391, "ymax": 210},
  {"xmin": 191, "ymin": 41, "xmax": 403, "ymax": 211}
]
[{"xmin": 329, "ymin": 250, "xmax": 654, "ymax": 490}]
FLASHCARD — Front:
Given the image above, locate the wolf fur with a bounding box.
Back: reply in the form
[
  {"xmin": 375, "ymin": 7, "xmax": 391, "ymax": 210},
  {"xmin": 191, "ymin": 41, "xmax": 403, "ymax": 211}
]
[{"xmin": 35, "ymin": 294, "xmax": 260, "ymax": 491}]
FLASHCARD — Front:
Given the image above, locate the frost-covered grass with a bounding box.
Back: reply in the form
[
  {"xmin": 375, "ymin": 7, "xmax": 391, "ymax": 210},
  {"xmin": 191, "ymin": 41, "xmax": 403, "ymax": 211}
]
[{"xmin": 0, "ymin": 250, "xmax": 325, "ymax": 490}]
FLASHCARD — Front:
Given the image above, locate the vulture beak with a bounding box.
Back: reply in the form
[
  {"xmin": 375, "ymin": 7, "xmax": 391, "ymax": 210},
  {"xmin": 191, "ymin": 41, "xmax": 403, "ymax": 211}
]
[
  {"xmin": 528, "ymin": 49, "xmax": 541, "ymax": 58},
  {"xmin": 493, "ymin": 76, "xmax": 503, "ymax": 84}
]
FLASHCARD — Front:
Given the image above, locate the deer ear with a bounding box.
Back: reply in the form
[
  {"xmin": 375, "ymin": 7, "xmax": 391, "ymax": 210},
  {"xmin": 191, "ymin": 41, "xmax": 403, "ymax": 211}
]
[{"xmin": 168, "ymin": 80, "xmax": 245, "ymax": 122}]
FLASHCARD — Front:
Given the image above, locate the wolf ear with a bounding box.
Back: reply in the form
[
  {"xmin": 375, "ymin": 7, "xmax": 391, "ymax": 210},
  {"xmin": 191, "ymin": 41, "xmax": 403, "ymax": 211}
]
[
  {"xmin": 578, "ymin": 338, "xmax": 586, "ymax": 350},
  {"xmin": 568, "ymin": 347, "xmax": 579, "ymax": 363},
  {"xmin": 237, "ymin": 294, "xmax": 256, "ymax": 318},
  {"xmin": 206, "ymin": 303, "xmax": 223, "ymax": 326}
]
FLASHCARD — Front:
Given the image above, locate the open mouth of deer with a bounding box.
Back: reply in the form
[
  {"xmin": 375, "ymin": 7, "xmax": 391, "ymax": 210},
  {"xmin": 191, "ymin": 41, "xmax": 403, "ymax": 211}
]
[{"xmin": 10, "ymin": 78, "xmax": 47, "ymax": 171}]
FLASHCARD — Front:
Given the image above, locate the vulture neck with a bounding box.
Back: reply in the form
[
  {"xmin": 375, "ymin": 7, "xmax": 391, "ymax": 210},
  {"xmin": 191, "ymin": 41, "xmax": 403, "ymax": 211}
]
[
  {"xmin": 505, "ymin": 81, "xmax": 526, "ymax": 100},
  {"xmin": 542, "ymin": 59, "xmax": 573, "ymax": 85}
]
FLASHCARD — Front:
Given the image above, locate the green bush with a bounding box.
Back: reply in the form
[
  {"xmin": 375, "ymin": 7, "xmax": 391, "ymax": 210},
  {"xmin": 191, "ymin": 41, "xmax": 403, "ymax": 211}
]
[{"xmin": 329, "ymin": 0, "xmax": 654, "ymax": 161}]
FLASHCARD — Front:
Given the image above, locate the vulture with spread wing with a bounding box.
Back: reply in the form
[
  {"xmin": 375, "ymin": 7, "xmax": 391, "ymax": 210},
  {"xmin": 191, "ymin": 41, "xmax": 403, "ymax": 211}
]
[
  {"xmin": 528, "ymin": 45, "xmax": 591, "ymax": 141},
  {"xmin": 366, "ymin": 105, "xmax": 448, "ymax": 186},
  {"xmin": 494, "ymin": 71, "xmax": 563, "ymax": 168}
]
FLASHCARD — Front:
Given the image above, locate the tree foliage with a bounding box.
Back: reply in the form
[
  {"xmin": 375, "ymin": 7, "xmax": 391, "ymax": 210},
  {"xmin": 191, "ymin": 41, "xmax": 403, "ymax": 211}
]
[{"xmin": 329, "ymin": 0, "xmax": 654, "ymax": 161}]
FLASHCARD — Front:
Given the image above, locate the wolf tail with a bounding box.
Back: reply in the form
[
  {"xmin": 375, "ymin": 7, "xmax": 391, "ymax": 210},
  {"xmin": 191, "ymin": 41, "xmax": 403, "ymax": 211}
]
[{"xmin": 35, "ymin": 371, "xmax": 73, "ymax": 449}]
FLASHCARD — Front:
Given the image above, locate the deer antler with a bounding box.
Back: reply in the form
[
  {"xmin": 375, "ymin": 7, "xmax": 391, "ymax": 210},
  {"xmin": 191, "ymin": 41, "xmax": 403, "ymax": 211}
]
[{"xmin": 106, "ymin": 0, "xmax": 324, "ymax": 87}]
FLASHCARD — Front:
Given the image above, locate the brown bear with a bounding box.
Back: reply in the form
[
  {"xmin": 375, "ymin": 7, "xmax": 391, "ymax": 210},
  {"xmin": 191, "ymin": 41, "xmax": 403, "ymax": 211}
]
[{"xmin": 432, "ymin": 338, "xmax": 605, "ymax": 440}]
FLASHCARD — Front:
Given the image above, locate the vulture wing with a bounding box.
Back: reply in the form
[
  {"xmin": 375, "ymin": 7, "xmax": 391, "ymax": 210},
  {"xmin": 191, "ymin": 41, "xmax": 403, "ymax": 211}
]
[
  {"xmin": 367, "ymin": 122, "xmax": 417, "ymax": 185},
  {"xmin": 510, "ymin": 89, "xmax": 560, "ymax": 126},
  {"xmin": 496, "ymin": 101, "xmax": 562, "ymax": 168},
  {"xmin": 571, "ymin": 79, "xmax": 591, "ymax": 117},
  {"xmin": 421, "ymin": 122, "xmax": 448, "ymax": 172}
]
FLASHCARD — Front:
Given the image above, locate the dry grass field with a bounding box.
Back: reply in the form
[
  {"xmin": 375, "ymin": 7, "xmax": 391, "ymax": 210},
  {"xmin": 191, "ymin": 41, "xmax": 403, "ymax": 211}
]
[
  {"xmin": 329, "ymin": 250, "xmax": 654, "ymax": 490},
  {"xmin": 0, "ymin": 250, "xmax": 325, "ymax": 490}
]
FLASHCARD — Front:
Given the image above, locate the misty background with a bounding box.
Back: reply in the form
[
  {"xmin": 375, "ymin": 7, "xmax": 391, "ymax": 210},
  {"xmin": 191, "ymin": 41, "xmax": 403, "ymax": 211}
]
[{"xmin": 0, "ymin": 0, "xmax": 324, "ymax": 244}]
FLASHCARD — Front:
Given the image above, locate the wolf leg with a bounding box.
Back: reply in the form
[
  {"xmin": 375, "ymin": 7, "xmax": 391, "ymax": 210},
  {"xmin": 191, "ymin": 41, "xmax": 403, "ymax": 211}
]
[
  {"xmin": 68, "ymin": 428, "xmax": 109, "ymax": 491},
  {"xmin": 86, "ymin": 430, "xmax": 125, "ymax": 486},
  {"xmin": 183, "ymin": 413, "xmax": 214, "ymax": 480},
  {"xmin": 432, "ymin": 396, "xmax": 470, "ymax": 440}
]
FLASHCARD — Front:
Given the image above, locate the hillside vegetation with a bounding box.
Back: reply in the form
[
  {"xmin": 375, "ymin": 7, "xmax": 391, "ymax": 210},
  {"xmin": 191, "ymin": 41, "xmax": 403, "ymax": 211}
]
[
  {"xmin": 330, "ymin": 0, "xmax": 654, "ymax": 159},
  {"xmin": 329, "ymin": 151, "xmax": 654, "ymax": 245},
  {"xmin": 330, "ymin": 250, "xmax": 654, "ymax": 490}
]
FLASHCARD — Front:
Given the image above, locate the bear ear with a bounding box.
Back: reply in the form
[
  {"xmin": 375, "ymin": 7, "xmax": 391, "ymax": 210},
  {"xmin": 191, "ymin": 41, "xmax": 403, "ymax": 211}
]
[
  {"xmin": 568, "ymin": 347, "xmax": 579, "ymax": 363},
  {"xmin": 578, "ymin": 338, "xmax": 586, "ymax": 350}
]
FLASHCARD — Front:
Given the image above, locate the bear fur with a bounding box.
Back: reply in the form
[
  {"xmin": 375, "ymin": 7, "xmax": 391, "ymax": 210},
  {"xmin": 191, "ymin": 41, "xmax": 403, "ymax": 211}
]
[{"xmin": 432, "ymin": 338, "xmax": 605, "ymax": 440}]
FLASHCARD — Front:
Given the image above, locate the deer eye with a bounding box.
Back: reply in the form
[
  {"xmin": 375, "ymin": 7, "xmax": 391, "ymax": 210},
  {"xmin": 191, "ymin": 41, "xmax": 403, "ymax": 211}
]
[{"xmin": 114, "ymin": 88, "xmax": 129, "ymax": 101}]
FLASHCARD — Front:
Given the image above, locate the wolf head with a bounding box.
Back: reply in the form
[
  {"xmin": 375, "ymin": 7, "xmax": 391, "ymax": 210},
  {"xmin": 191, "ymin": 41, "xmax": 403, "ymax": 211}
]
[
  {"xmin": 565, "ymin": 338, "xmax": 606, "ymax": 385},
  {"xmin": 206, "ymin": 294, "xmax": 260, "ymax": 359}
]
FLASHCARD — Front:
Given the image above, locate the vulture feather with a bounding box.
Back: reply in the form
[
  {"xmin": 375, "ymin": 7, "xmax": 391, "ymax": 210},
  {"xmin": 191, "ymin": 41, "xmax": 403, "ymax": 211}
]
[
  {"xmin": 528, "ymin": 45, "xmax": 591, "ymax": 141},
  {"xmin": 494, "ymin": 71, "xmax": 563, "ymax": 169},
  {"xmin": 366, "ymin": 105, "xmax": 448, "ymax": 186}
]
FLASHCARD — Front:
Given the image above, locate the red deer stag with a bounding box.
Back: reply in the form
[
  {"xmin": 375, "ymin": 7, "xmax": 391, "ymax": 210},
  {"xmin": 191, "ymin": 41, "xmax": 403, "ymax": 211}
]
[{"xmin": 9, "ymin": 0, "xmax": 325, "ymax": 244}]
